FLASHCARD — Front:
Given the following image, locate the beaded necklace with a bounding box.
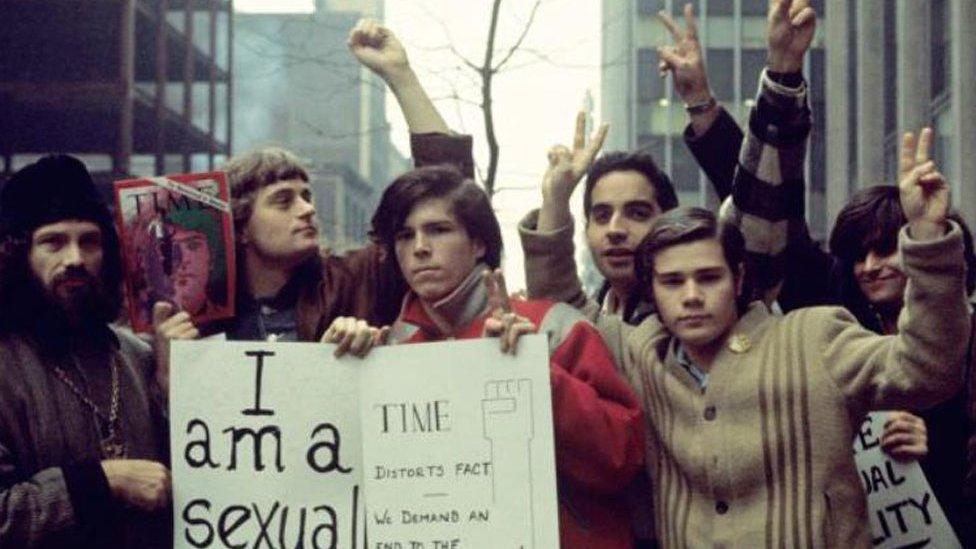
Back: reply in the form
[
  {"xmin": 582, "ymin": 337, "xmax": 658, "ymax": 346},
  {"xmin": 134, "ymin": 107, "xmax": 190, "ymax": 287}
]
[{"xmin": 52, "ymin": 355, "xmax": 126, "ymax": 458}]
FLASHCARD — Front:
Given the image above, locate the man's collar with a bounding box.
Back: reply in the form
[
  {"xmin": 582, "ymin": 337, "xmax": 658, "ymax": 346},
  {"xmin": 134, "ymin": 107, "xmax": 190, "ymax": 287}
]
[
  {"xmin": 398, "ymin": 264, "xmax": 490, "ymax": 337},
  {"xmin": 241, "ymin": 256, "xmax": 318, "ymax": 312},
  {"xmin": 596, "ymin": 280, "xmax": 656, "ymax": 325},
  {"xmin": 731, "ymin": 302, "xmax": 773, "ymax": 343},
  {"xmin": 673, "ymin": 339, "xmax": 709, "ymax": 390}
]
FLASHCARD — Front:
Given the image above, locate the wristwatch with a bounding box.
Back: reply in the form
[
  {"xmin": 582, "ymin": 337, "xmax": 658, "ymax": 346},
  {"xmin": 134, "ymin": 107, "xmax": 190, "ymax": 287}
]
[{"xmin": 685, "ymin": 96, "xmax": 717, "ymax": 115}]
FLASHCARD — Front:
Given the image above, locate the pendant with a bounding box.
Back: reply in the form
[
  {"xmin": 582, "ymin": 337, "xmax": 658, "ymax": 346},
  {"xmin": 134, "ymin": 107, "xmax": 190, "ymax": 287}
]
[{"xmin": 101, "ymin": 432, "xmax": 127, "ymax": 459}]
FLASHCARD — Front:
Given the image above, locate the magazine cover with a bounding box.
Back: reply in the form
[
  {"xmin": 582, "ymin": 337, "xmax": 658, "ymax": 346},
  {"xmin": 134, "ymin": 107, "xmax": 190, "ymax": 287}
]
[{"xmin": 114, "ymin": 171, "xmax": 236, "ymax": 333}]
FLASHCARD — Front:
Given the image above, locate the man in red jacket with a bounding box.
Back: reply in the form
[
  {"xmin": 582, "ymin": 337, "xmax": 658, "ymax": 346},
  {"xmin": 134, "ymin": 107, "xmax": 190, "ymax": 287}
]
[{"xmin": 329, "ymin": 164, "xmax": 645, "ymax": 547}]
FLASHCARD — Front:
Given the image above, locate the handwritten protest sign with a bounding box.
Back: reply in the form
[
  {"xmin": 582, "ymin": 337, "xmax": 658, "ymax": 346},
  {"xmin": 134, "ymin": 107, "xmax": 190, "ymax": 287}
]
[
  {"xmin": 170, "ymin": 342, "xmax": 365, "ymax": 548},
  {"xmin": 852, "ymin": 412, "xmax": 961, "ymax": 548},
  {"xmin": 170, "ymin": 336, "xmax": 558, "ymax": 549},
  {"xmin": 360, "ymin": 336, "xmax": 559, "ymax": 549}
]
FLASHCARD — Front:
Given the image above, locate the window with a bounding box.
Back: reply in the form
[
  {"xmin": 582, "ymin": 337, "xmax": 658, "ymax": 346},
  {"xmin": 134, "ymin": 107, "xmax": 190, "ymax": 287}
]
[
  {"xmin": 931, "ymin": 0, "xmax": 949, "ymax": 98},
  {"xmin": 638, "ymin": 48, "xmax": 664, "ymax": 102},
  {"xmin": 742, "ymin": 0, "xmax": 766, "ymax": 16},
  {"xmin": 883, "ymin": 0, "xmax": 897, "ymax": 137},
  {"xmin": 671, "ymin": 143, "xmax": 701, "ymax": 192},
  {"xmin": 740, "ymin": 49, "xmax": 766, "ymax": 100},
  {"xmin": 810, "ymin": 102, "xmax": 826, "ymax": 193},
  {"xmin": 809, "ymin": 49, "xmax": 825, "ymax": 102},
  {"xmin": 709, "ymin": 0, "xmax": 734, "ymax": 16},
  {"xmin": 706, "ymin": 48, "xmax": 735, "ymax": 100},
  {"xmin": 637, "ymin": 0, "xmax": 663, "ymax": 16},
  {"xmin": 636, "ymin": 134, "xmax": 666, "ymax": 166}
]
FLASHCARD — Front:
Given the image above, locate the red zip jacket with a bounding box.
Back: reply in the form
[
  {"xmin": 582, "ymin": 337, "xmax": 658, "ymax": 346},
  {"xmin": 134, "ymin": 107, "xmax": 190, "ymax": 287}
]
[{"xmin": 390, "ymin": 270, "xmax": 645, "ymax": 548}]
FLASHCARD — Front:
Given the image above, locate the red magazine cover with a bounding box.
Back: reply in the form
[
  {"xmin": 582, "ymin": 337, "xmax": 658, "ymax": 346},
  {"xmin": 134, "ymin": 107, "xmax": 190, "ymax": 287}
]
[{"xmin": 114, "ymin": 172, "xmax": 236, "ymax": 333}]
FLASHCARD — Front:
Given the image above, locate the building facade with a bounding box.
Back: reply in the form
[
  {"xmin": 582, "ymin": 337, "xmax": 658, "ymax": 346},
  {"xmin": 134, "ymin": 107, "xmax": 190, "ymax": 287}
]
[
  {"xmin": 603, "ymin": 0, "xmax": 976, "ymax": 241},
  {"xmin": 602, "ymin": 0, "xmax": 827, "ymax": 237},
  {"xmin": 825, "ymin": 0, "xmax": 976, "ymax": 232},
  {"xmin": 234, "ymin": 0, "xmax": 406, "ymax": 249},
  {"xmin": 0, "ymin": 0, "xmax": 232, "ymax": 188}
]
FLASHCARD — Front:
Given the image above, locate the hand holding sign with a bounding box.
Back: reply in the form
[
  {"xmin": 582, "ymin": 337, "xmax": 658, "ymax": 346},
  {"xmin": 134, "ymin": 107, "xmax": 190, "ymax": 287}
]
[
  {"xmin": 881, "ymin": 411, "xmax": 928, "ymax": 462},
  {"xmin": 854, "ymin": 412, "xmax": 962, "ymax": 548},
  {"xmin": 152, "ymin": 301, "xmax": 199, "ymax": 395},
  {"xmin": 321, "ymin": 316, "xmax": 390, "ymax": 358},
  {"xmin": 482, "ymin": 269, "xmax": 537, "ymax": 355}
]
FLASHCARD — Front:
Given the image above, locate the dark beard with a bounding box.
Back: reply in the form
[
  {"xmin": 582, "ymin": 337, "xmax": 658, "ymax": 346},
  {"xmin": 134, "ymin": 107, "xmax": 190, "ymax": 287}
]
[{"xmin": 36, "ymin": 266, "xmax": 113, "ymax": 328}]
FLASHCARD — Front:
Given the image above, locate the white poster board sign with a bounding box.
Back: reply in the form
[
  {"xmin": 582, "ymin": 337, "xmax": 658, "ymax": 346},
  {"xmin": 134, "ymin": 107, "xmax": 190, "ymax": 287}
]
[
  {"xmin": 852, "ymin": 412, "xmax": 961, "ymax": 548},
  {"xmin": 169, "ymin": 342, "xmax": 365, "ymax": 548},
  {"xmin": 169, "ymin": 336, "xmax": 558, "ymax": 549},
  {"xmin": 360, "ymin": 337, "xmax": 559, "ymax": 549}
]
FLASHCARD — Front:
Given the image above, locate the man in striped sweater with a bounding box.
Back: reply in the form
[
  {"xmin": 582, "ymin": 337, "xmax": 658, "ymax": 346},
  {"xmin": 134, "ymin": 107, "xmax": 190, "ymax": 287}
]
[
  {"xmin": 622, "ymin": 120, "xmax": 968, "ymax": 546},
  {"xmin": 663, "ymin": 1, "xmax": 976, "ymax": 540}
]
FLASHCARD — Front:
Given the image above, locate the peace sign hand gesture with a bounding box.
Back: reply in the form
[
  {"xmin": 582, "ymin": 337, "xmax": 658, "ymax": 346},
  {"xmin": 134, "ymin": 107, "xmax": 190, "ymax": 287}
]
[
  {"xmin": 899, "ymin": 127, "xmax": 950, "ymax": 240},
  {"xmin": 657, "ymin": 4, "xmax": 712, "ymax": 105},
  {"xmin": 482, "ymin": 269, "xmax": 537, "ymax": 355},
  {"xmin": 767, "ymin": 0, "xmax": 817, "ymax": 73},
  {"xmin": 542, "ymin": 112, "xmax": 609, "ymax": 206}
]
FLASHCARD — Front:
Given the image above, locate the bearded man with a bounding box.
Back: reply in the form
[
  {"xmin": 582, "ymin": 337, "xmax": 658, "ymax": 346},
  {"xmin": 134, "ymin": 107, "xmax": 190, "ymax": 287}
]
[{"xmin": 0, "ymin": 155, "xmax": 170, "ymax": 548}]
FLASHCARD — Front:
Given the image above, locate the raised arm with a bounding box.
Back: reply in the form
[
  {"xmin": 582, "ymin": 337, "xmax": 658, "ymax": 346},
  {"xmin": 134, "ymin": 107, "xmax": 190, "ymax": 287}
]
[
  {"xmin": 537, "ymin": 113, "xmax": 609, "ymax": 233},
  {"xmin": 721, "ymin": 0, "xmax": 815, "ymax": 300},
  {"xmin": 348, "ymin": 19, "xmax": 448, "ymax": 134},
  {"xmin": 660, "ymin": 1, "xmax": 834, "ymax": 310},
  {"xmin": 519, "ymin": 113, "xmax": 608, "ymax": 312},
  {"xmin": 657, "ymin": 3, "xmax": 740, "ymax": 199},
  {"xmin": 349, "ymin": 19, "xmax": 473, "ymax": 178},
  {"xmin": 822, "ymin": 128, "xmax": 967, "ymax": 415},
  {"xmin": 657, "ymin": 4, "xmax": 721, "ymax": 139}
]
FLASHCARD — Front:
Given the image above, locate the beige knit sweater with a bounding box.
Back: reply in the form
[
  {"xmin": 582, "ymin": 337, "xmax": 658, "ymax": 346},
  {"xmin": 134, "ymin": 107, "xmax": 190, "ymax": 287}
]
[{"xmin": 623, "ymin": 224, "xmax": 970, "ymax": 548}]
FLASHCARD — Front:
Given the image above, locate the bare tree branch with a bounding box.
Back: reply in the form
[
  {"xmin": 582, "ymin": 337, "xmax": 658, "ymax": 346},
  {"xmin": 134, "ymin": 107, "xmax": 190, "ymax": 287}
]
[
  {"xmin": 451, "ymin": 46, "xmax": 481, "ymax": 72},
  {"xmin": 479, "ymin": 0, "xmax": 504, "ymax": 198},
  {"xmin": 492, "ymin": 0, "xmax": 543, "ymax": 73},
  {"xmin": 430, "ymin": 93, "xmax": 481, "ymax": 109},
  {"xmin": 408, "ymin": 0, "xmax": 552, "ymax": 200},
  {"xmin": 299, "ymin": 119, "xmax": 392, "ymax": 140},
  {"xmin": 414, "ymin": 1, "xmax": 481, "ymax": 70}
]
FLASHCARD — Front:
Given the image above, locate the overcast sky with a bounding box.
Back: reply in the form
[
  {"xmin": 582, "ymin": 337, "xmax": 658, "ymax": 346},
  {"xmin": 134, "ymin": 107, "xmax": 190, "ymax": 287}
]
[{"xmin": 235, "ymin": 0, "xmax": 603, "ymax": 291}]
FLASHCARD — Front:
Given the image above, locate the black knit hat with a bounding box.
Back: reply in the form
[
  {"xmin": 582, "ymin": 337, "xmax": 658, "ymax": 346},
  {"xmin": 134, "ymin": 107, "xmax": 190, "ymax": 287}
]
[{"xmin": 0, "ymin": 155, "xmax": 114, "ymax": 239}]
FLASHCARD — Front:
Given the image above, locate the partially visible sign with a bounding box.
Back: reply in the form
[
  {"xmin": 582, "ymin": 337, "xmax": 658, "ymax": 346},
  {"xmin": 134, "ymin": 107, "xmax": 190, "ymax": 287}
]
[
  {"xmin": 360, "ymin": 336, "xmax": 559, "ymax": 548},
  {"xmin": 852, "ymin": 412, "xmax": 961, "ymax": 548},
  {"xmin": 170, "ymin": 342, "xmax": 365, "ymax": 549},
  {"xmin": 170, "ymin": 336, "xmax": 559, "ymax": 549}
]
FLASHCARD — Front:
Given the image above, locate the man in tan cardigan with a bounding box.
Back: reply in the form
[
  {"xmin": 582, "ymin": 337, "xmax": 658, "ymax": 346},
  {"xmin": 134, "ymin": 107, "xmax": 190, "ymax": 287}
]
[{"xmin": 623, "ymin": 123, "xmax": 968, "ymax": 546}]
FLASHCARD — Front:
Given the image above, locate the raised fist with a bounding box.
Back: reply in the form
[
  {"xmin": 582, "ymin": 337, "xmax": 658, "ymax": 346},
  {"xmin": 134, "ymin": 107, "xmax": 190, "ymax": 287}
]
[{"xmin": 347, "ymin": 18, "xmax": 410, "ymax": 82}]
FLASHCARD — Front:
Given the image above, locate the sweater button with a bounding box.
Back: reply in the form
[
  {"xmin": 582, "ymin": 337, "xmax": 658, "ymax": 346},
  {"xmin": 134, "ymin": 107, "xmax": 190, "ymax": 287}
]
[
  {"xmin": 703, "ymin": 406, "xmax": 717, "ymax": 421},
  {"xmin": 716, "ymin": 501, "xmax": 729, "ymax": 514}
]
